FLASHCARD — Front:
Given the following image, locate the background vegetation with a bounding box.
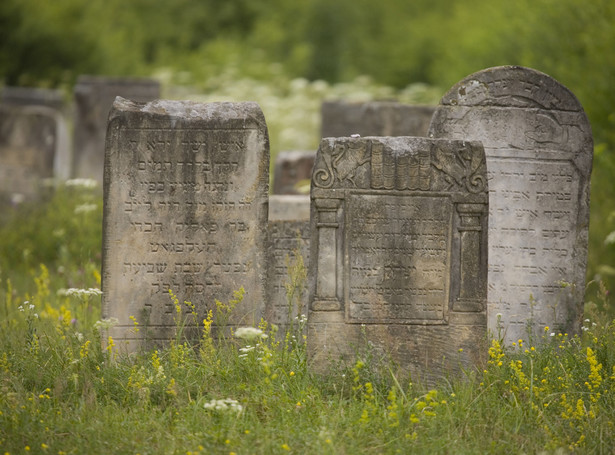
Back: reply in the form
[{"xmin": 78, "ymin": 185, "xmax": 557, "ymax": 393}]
[{"xmin": 1, "ymin": 0, "xmax": 613, "ymax": 293}]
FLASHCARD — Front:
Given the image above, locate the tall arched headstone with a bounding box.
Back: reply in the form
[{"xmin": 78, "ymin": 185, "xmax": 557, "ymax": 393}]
[
  {"xmin": 428, "ymin": 66, "xmax": 593, "ymax": 343},
  {"xmin": 102, "ymin": 98, "xmax": 269, "ymax": 350}
]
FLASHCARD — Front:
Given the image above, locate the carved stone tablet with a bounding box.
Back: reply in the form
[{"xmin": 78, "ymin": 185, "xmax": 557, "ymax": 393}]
[
  {"xmin": 102, "ymin": 98, "xmax": 269, "ymax": 349},
  {"xmin": 321, "ymin": 101, "xmax": 436, "ymax": 138},
  {"xmin": 0, "ymin": 105, "xmax": 60, "ymax": 206},
  {"xmin": 73, "ymin": 76, "xmax": 160, "ymax": 182},
  {"xmin": 308, "ymin": 136, "xmax": 488, "ymax": 381},
  {"xmin": 428, "ymin": 66, "xmax": 593, "ymax": 343},
  {"xmin": 266, "ymin": 195, "xmax": 311, "ymax": 328},
  {"xmin": 272, "ymin": 150, "xmax": 315, "ymax": 194}
]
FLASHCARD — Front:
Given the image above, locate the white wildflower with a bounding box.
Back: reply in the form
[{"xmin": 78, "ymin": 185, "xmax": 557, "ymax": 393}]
[
  {"xmin": 239, "ymin": 346, "xmax": 255, "ymax": 353},
  {"xmin": 65, "ymin": 288, "xmax": 102, "ymax": 298},
  {"xmin": 65, "ymin": 178, "xmax": 98, "ymax": 189},
  {"xmin": 234, "ymin": 327, "xmax": 267, "ymax": 341},
  {"xmin": 94, "ymin": 318, "xmax": 119, "ymax": 330},
  {"xmin": 203, "ymin": 398, "xmax": 243, "ymax": 414},
  {"xmin": 74, "ymin": 203, "xmax": 98, "ymax": 214}
]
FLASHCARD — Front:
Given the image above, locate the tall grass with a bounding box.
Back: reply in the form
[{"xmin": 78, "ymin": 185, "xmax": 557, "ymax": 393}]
[{"xmin": 0, "ymin": 187, "xmax": 614, "ymax": 454}]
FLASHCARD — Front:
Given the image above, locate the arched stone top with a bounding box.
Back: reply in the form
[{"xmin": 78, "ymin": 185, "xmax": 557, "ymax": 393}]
[{"xmin": 439, "ymin": 66, "xmax": 587, "ymax": 113}]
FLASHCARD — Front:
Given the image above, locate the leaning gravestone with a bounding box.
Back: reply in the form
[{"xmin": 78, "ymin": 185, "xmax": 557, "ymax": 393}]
[
  {"xmin": 73, "ymin": 76, "xmax": 160, "ymax": 182},
  {"xmin": 102, "ymin": 98, "xmax": 269, "ymax": 350},
  {"xmin": 428, "ymin": 66, "xmax": 593, "ymax": 343},
  {"xmin": 272, "ymin": 150, "xmax": 315, "ymax": 194},
  {"xmin": 308, "ymin": 136, "xmax": 488, "ymax": 381},
  {"xmin": 266, "ymin": 195, "xmax": 311, "ymax": 327},
  {"xmin": 0, "ymin": 105, "xmax": 61, "ymax": 206},
  {"xmin": 321, "ymin": 101, "xmax": 436, "ymax": 138}
]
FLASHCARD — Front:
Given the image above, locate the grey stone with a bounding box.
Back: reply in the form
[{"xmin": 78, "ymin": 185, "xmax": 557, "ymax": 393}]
[
  {"xmin": 308, "ymin": 136, "xmax": 488, "ymax": 382},
  {"xmin": 266, "ymin": 195, "xmax": 311, "ymax": 328},
  {"xmin": 0, "ymin": 105, "xmax": 64, "ymax": 206},
  {"xmin": 73, "ymin": 76, "xmax": 160, "ymax": 182},
  {"xmin": 102, "ymin": 98, "xmax": 270, "ymax": 350},
  {"xmin": 428, "ymin": 66, "xmax": 593, "ymax": 343},
  {"xmin": 272, "ymin": 150, "xmax": 315, "ymax": 194},
  {"xmin": 1, "ymin": 86, "xmax": 65, "ymax": 111},
  {"xmin": 321, "ymin": 101, "xmax": 436, "ymax": 138}
]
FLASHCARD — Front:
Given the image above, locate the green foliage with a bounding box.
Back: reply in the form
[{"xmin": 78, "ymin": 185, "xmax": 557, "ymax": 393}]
[{"xmin": 0, "ymin": 180, "xmax": 102, "ymax": 291}]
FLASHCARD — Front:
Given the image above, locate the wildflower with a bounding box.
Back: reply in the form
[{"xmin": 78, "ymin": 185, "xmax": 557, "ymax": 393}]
[
  {"xmin": 65, "ymin": 288, "xmax": 102, "ymax": 298},
  {"xmin": 281, "ymin": 443, "xmax": 291, "ymax": 451},
  {"xmin": 65, "ymin": 178, "xmax": 98, "ymax": 189},
  {"xmin": 203, "ymin": 398, "xmax": 243, "ymax": 414},
  {"xmin": 234, "ymin": 327, "xmax": 267, "ymax": 341},
  {"xmin": 74, "ymin": 203, "xmax": 98, "ymax": 214},
  {"xmin": 94, "ymin": 318, "xmax": 119, "ymax": 330}
]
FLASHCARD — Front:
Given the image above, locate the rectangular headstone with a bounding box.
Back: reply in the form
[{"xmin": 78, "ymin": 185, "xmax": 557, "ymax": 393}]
[
  {"xmin": 73, "ymin": 76, "xmax": 160, "ymax": 182},
  {"xmin": 321, "ymin": 101, "xmax": 436, "ymax": 138},
  {"xmin": 266, "ymin": 195, "xmax": 311, "ymax": 328},
  {"xmin": 428, "ymin": 66, "xmax": 593, "ymax": 343},
  {"xmin": 1, "ymin": 86, "xmax": 65, "ymax": 112},
  {"xmin": 0, "ymin": 105, "xmax": 61, "ymax": 206},
  {"xmin": 272, "ymin": 150, "xmax": 315, "ymax": 194},
  {"xmin": 102, "ymin": 98, "xmax": 269, "ymax": 349},
  {"xmin": 308, "ymin": 136, "xmax": 488, "ymax": 382}
]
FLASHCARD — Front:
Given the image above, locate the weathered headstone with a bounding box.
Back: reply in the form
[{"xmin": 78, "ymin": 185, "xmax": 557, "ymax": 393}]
[
  {"xmin": 1, "ymin": 87, "xmax": 71, "ymax": 180},
  {"xmin": 266, "ymin": 195, "xmax": 311, "ymax": 327},
  {"xmin": 428, "ymin": 66, "xmax": 593, "ymax": 343},
  {"xmin": 321, "ymin": 101, "xmax": 436, "ymax": 138},
  {"xmin": 1, "ymin": 86, "xmax": 65, "ymax": 111},
  {"xmin": 73, "ymin": 76, "xmax": 160, "ymax": 182},
  {"xmin": 102, "ymin": 98, "xmax": 269, "ymax": 349},
  {"xmin": 272, "ymin": 150, "xmax": 315, "ymax": 194},
  {"xmin": 0, "ymin": 105, "xmax": 61, "ymax": 206},
  {"xmin": 308, "ymin": 136, "xmax": 488, "ymax": 381}
]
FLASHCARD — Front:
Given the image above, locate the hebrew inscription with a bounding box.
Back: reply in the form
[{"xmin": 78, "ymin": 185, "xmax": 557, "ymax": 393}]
[
  {"xmin": 102, "ymin": 99, "xmax": 269, "ymax": 349},
  {"xmin": 429, "ymin": 66, "xmax": 593, "ymax": 343},
  {"xmin": 308, "ymin": 136, "xmax": 488, "ymax": 382}
]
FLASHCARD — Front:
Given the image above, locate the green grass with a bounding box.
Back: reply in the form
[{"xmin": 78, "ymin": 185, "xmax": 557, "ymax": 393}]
[{"xmin": 1, "ymin": 187, "xmax": 614, "ymax": 454}]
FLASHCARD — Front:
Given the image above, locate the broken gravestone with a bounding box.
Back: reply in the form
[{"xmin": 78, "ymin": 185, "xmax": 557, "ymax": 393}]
[
  {"xmin": 428, "ymin": 66, "xmax": 593, "ymax": 343},
  {"xmin": 266, "ymin": 195, "xmax": 311, "ymax": 328},
  {"xmin": 321, "ymin": 101, "xmax": 436, "ymax": 138},
  {"xmin": 308, "ymin": 136, "xmax": 488, "ymax": 382},
  {"xmin": 102, "ymin": 98, "xmax": 269, "ymax": 350}
]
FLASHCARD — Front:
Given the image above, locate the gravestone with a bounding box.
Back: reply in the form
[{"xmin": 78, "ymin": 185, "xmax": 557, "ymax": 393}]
[
  {"xmin": 0, "ymin": 105, "xmax": 61, "ymax": 206},
  {"xmin": 1, "ymin": 87, "xmax": 71, "ymax": 180},
  {"xmin": 272, "ymin": 150, "xmax": 315, "ymax": 194},
  {"xmin": 321, "ymin": 101, "xmax": 436, "ymax": 138},
  {"xmin": 102, "ymin": 98, "xmax": 269, "ymax": 349},
  {"xmin": 308, "ymin": 136, "xmax": 488, "ymax": 381},
  {"xmin": 1, "ymin": 86, "xmax": 65, "ymax": 111},
  {"xmin": 266, "ymin": 195, "xmax": 311, "ymax": 327},
  {"xmin": 428, "ymin": 66, "xmax": 593, "ymax": 343},
  {"xmin": 73, "ymin": 76, "xmax": 160, "ymax": 182}
]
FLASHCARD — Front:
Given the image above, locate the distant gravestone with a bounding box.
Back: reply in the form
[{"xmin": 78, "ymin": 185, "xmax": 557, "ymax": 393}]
[
  {"xmin": 321, "ymin": 101, "xmax": 436, "ymax": 138},
  {"xmin": 266, "ymin": 195, "xmax": 311, "ymax": 327},
  {"xmin": 1, "ymin": 87, "xmax": 71, "ymax": 180},
  {"xmin": 272, "ymin": 150, "xmax": 315, "ymax": 194},
  {"xmin": 73, "ymin": 76, "xmax": 160, "ymax": 182},
  {"xmin": 0, "ymin": 105, "xmax": 61, "ymax": 205},
  {"xmin": 102, "ymin": 98, "xmax": 269, "ymax": 349},
  {"xmin": 308, "ymin": 136, "xmax": 488, "ymax": 381},
  {"xmin": 428, "ymin": 66, "xmax": 593, "ymax": 343}
]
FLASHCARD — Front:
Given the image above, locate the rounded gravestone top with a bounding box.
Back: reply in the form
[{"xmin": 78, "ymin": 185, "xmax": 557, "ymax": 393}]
[{"xmin": 438, "ymin": 66, "xmax": 585, "ymax": 112}]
